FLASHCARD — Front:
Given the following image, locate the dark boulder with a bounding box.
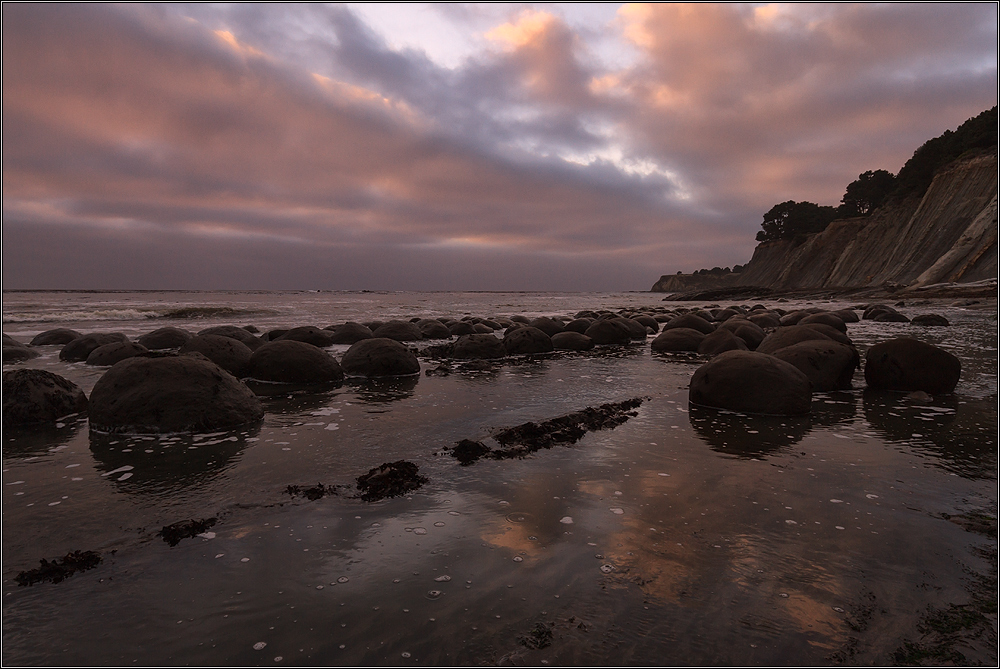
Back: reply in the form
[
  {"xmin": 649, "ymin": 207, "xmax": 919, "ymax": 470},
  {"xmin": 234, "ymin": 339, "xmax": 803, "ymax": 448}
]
[
  {"xmin": 88, "ymin": 354, "xmax": 264, "ymax": 433},
  {"xmin": 503, "ymin": 326, "xmax": 554, "ymax": 355},
  {"xmin": 448, "ymin": 321, "xmax": 477, "ymax": 336},
  {"xmin": 771, "ymin": 341, "xmax": 859, "ymax": 391},
  {"xmin": 86, "ymin": 341, "xmax": 149, "ymax": 366},
  {"xmin": 711, "ymin": 308, "xmax": 741, "ymax": 322},
  {"xmin": 698, "ymin": 328, "xmax": 748, "ymax": 356},
  {"xmin": 416, "ymin": 319, "xmax": 452, "ymax": 339},
  {"xmin": 372, "ymin": 321, "xmax": 423, "ymax": 342},
  {"xmin": 3, "ymin": 369, "xmax": 88, "ymax": 427},
  {"xmin": 733, "ymin": 325, "xmax": 765, "ymax": 351},
  {"xmin": 509, "ymin": 315, "xmax": 531, "ymax": 324},
  {"xmin": 689, "ymin": 350, "xmax": 812, "ymax": 415},
  {"xmin": 528, "ymin": 317, "xmax": 565, "ymax": 337},
  {"xmin": 452, "ymin": 334, "xmax": 506, "ymax": 359},
  {"xmin": 473, "ymin": 323, "xmax": 494, "ymax": 334},
  {"xmin": 197, "ymin": 325, "xmax": 263, "ymax": 350},
  {"xmin": 613, "ymin": 317, "xmax": 649, "ymax": 341},
  {"xmin": 551, "ymin": 331, "xmax": 594, "ymax": 351},
  {"xmin": 362, "ymin": 321, "xmax": 384, "ymax": 332},
  {"xmin": 30, "ymin": 329, "xmax": 83, "ymax": 346},
  {"xmin": 862, "ymin": 304, "xmax": 894, "ymax": 320},
  {"xmin": 325, "ymin": 322, "xmax": 374, "ymax": 344},
  {"xmin": 479, "ymin": 319, "xmax": 502, "ymax": 330},
  {"xmin": 277, "ymin": 326, "xmax": 338, "ymax": 348},
  {"xmin": 799, "ymin": 313, "xmax": 847, "ymax": 333},
  {"xmin": 4, "ymin": 342, "xmax": 40, "ymax": 363},
  {"xmin": 179, "ymin": 334, "xmax": 253, "ymax": 377},
  {"xmin": 779, "ymin": 310, "xmax": 811, "ymax": 326},
  {"xmin": 59, "ymin": 333, "xmax": 129, "ymax": 362},
  {"xmin": 137, "ymin": 327, "xmax": 192, "ymax": 350},
  {"xmin": 864, "ymin": 338, "xmax": 961, "ymax": 394},
  {"xmin": 756, "ymin": 325, "xmax": 833, "ymax": 355},
  {"xmin": 663, "ymin": 313, "xmax": 715, "ymax": 335},
  {"xmin": 341, "ymin": 338, "xmax": 421, "ymax": 377},
  {"xmin": 650, "ymin": 327, "xmax": 705, "ymax": 352},
  {"xmin": 832, "ymin": 309, "xmax": 860, "ymax": 323},
  {"xmin": 583, "ymin": 319, "xmax": 632, "ymax": 345},
  {"xmin": 800, "ymin": 323, "xmax": 854, "ymax": 347},
  {"xmin": 748, "ymin": 312, "xmax": 782, "ymax": 329},
  {"xmin": 564, "ymin": 318, "xmax": 593, "ymax": 334},
  {"xmin": 874, "ymin": 311, "xmax": 910, "ymax": 323},
  {"xmin": 911, "ymin": 314, "xmax": 950, "ymax": 326},
  {"xmin": 246, "ymin": 340, "xmax": 344, "ymax": 384}
]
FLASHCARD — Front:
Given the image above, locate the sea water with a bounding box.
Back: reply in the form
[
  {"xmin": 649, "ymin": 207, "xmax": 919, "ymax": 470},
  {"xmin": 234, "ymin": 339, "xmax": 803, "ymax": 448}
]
[{"xmin": 2, "ymin": 290, "xmax": 997, "ymax": 665}]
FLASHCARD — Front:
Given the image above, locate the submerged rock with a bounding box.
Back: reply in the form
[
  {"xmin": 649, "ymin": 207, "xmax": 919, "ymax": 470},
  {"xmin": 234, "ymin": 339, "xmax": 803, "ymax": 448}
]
[
  {"xmin": 3, "ymin": 342, "xmax": 39, "ymax": 363},
  {"xmin": 2, "ymin": 368, "xmax": 88, "ymax": 428},
  {"xmin": 88, "ymin": 354, "xmax": 264, "ymax": 433},
  {"xmin": 689, "ymin": 350, "xmax": 812, "ymax": 415},
  {"xmin": 276, "ymin": 326, "xmax": 338, "ymax": 348},
  {"xmin": 325, "ymin": 322, "xmax": 374, "ymax": 344},
  {"xmin": 357, "ymin": 461, "xmax": 428, "ymax": 501},
  {"xmin": 30, "ymin": 328, "xmax": 83, "ymax": 346},
  {"xmin": 911, "ymin": 314, "xmax": 950, "ymax": 326},
  {"xmin": 864, "ymin": 338, "xmax": 961, "ymax": 394},
  {"xmin": 451, "ymin": 439, "xmax": 492, "ymax": 465},
  {"xmin": 341, "ymin": 338, "xmax": 421, "ymax": 377}
]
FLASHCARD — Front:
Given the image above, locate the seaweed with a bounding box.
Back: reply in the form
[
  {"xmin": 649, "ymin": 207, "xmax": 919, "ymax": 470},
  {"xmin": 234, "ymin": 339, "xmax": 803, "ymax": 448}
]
[
  {"xmin": 15, "ymin": 550, "xmax": 102, "ymax": 586},
  {"xmin": 286, "ymin": 483, "xmax": 340, "ymax": 501},
  {"xmin": 356, "ymin": 461, "xmax": 428, "ymax": 501},
  {"xmin": 158, "ymin": 518, "xmax": 217, "ymax": 546}
]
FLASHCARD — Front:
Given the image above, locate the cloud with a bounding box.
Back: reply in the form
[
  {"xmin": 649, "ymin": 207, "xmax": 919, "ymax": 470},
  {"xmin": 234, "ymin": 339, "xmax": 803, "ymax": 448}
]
[{"xmin": 2, "ymin": 3, "xmax": 996, "ymax": 289}]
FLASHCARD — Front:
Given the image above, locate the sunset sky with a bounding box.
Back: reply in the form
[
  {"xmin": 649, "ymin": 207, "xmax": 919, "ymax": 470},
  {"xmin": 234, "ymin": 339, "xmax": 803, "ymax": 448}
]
[{"xmin": 3, "ymin": 3, "xmax": 996, "ymax": 291}]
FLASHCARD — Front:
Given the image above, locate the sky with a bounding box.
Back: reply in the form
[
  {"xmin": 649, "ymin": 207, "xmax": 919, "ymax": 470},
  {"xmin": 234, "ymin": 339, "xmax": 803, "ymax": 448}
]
[{"xmin": 2, "ymin": 3, "xmax": 997, "ymax": 291}]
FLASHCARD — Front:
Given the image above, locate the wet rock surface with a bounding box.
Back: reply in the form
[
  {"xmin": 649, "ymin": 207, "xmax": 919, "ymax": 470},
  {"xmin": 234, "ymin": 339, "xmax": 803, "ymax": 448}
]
[
  {"xmin": 158, "ymin": 518, "xmax": 217, "ymax": 547},
  {"xmin": 865, "ymin": 337, "xmax": 962, "ymax": 394},
  {"xmin": 341, "ymin": 338, "xmax": 421, "ymax": 377},
  {"xmin": 689, "ymin": 350, "xmax": 812, "ymax": 415},
  {"xmin": 246, "ymin": 340, "xmax": 344, "ymax": 384},
  {"xmin": 137, "ymin": 327, "xmax": 193, "ymax": 350},
  {"xmin": 15, "ymin": 550, "xmax": 102, "ymax": 586},
  {"xmin": 179, "ymin": 334, "xmax": 254, "ymax": 377},
  {"xmin": 30, "ymin": 328, "xmax": 83, "ymax": 346},
  {"xmin": 3, "ymin": 369, "xmax": 88, "ymax": 428},
  {"xmin": 59, "ymin": 333, "xmax": 129, "ymax": 362},
  {"xmin": 502, "ymin": 326, "xmax": 554, "ymax": 355},
  {"xmin": 85, "ymin": 341, "xmax": 148, "ymax": 366},
  {"xmin": 356, "ymin": 461, "xmax": 428, "ymax": 501}
]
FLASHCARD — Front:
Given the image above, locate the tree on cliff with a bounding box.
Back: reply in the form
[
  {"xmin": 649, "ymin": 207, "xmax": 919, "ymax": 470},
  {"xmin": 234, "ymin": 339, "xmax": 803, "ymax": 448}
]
[
  {"xmin": 839, "ymin": 169, "xmax": 896, "ymax": 216},
  {"xmin": 755, "ymin": 201, "xmax": 838, "ymax": 243}
]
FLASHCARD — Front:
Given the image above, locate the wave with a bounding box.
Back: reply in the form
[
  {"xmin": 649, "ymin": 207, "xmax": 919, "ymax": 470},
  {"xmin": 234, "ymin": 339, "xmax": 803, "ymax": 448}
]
[{"xmin": 3, "ymin": 306, "xmax": 279, "ymax": 324}]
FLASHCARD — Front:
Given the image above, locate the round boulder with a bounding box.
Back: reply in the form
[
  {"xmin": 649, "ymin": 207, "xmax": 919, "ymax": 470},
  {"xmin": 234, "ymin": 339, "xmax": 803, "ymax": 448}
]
[
  {"xmin": 4, "ymin": 342, "xmax": 40, "ymax": 364},
  {"xmin": 246, "ymin": 340, "xmax": 344, "ymax": 383},
  {"xmin": 771, "ymin": 340, "xmax": 859, "ymax": 391},
  {"xmin": 59, "ymin": 333, "xmax": 129, "ymax": 362},
  {"xmin": 448, "ymin": 321, "xmax": 477, "ymax": 336},
  {"xmin": 30, "ymin": 328, "xmax": 83, "ymax": 346},
  {"xmin": 799, "ymin": 313, "xmax": 847, "ymax": 333},
  {"xmin": 325, "ymin": 322, "xmax": 374, "ymax": 344},
  {"xmin": 911, "ymin": 314, "xmax": 950, "ymax": 327},
  {"xmin": 197, "ymin": 325, "xmax": 263, "ymax": 350},
  {"xmin": 663, "ymin": 313, "xmax": 715, "ymax": 335},
  {"xmin": 88, "ymin": 354, "xmax": 264, "ymax": 433},
  {"xmin": 528, "ymin": 317, "xmax": 565, "ymax": 337},
  {"xmin": 417, "ymin": 319, "xmax": 452, "ymax": 339},
  {"xmin": 137, "ymin": 327, "xmax": 192, "ymax": 350},
  {"xmin": 502, "ymin": 326, "xmax": 554, "ymax": 355},
  {"xmin": 86, "ymin": 341, "xmax": 149, "ymax": 366},
  {"xmin": 179, "ymin": 334, "xmax": 253, "ymax": 377},
  {"xmin": 697, "ymin": 328, "xmax": 748, "ymax": 356},
  {"xmin": 612, "ymin": 317, "xmax": 649, "ymax": 341},
  {"xmin": 864, "ymin": 338, "xmax": 961, "ymax": 394},
  {"xmin": 756, "ymin": 325, "xmax": 833, "ymax": 355},
  {"xmin": 551, "ymin": 331, "xmax": 594, "ymax": 351},
  {"xmin": 341, "ymin": 338, "xmax": 420, "ymax": 377},
  {"xmin": 452, "ymin": 334, "xmax": 506, "ymax": 359},
  {"xmin": 584, "ymin": 319, "xmax": 632, "ymax": 345},
  {"xmin": 3, "ymin": 369, "xmax": 88, "ymax": 427},
  {"xmin": 372, "ymin": 320, "xmax": 424, "ymax": 342},
  {"xmin": 651, "ymin": 327, "xmax": 705, "ymax": 352},
  {"xmin": 277, "ymin": 326, "xmax": 338, "ymax": 348},
  {"xmin": 689, "ymin": 350, "xmax": 812, "ymax": 415},
  {"xmin": 563, "ymin": 318, "xmax": 593, "ymax": 334}
]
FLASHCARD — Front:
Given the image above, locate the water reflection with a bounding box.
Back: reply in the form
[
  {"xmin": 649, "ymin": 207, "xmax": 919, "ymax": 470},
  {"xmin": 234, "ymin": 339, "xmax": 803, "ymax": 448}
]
[
  {"xmin": 862, "ymin": 389, "xmax": 997, "ymax": 479},
  {"xmin": 89, "ymin": 424, "xmax": 259, "ymax": 493},
  {"xmin": 246, "ymin": 383, "xmax": 343, "ymax": 415},
  {"xmin": 3, "ymin": 417, "xmax": 87, "ymax": 459},
  {"xmin": 689, "ymin": 406, "xmax": 811, "ymax": 458},
  {"xmin": 809, "ymin": 392, "xmax": 858, "ymax": 428},
  {"xmin": 348, "ymin": 376, "xmax": 419, "ymax": 404}
]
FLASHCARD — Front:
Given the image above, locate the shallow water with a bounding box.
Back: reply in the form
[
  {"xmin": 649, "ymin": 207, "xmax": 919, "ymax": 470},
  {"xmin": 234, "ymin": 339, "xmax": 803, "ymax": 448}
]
[{"xmin": 3, "ymin": 291, "xmax": 997, "ymax": 665}]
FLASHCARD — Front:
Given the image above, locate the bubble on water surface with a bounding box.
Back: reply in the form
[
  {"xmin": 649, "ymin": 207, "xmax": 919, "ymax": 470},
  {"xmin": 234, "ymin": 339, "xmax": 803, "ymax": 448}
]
[
  {"xmin": 197, "ymin": 532, "xmax": 216, "ymax": 539},
  {"xmin": 434, "ymin": 575, "xmax": 451, "ymax": 582},
  {"xmin": 866, "ymin": 494, "xmax": 879, "ymax": 499},
  {"xmin": 402, "ymin": 652, "xmax": 411, "ymax": 658},
  {"xmin": 512, "ymin": 556, "xmax": 523, "ymax": 563},
  {"xmin": 215, "ymin": 554, "xmax": 225, "ymax": 558},
  {"xmin": 274, "ymin": 657, "xmax": 282, "ymax": 662},
  {"xmin": 426, "ymin": 590, "xmax": 443, "ymax": 600},
  {"xmin": 448, "ymin": 511, "xmax": 460, "ymax": 516},
  {"xmin": 241, "ymin": 558, "xmax": 250, "ymax": 562},
  {"xmin": 433, "ymin": 522, "xmax": 445, "ymax": 527},
  {"xmin": 833, "ymin": 607, "xmax": 844, "ymax": 612},
  {"xmin": 610, "ymin": 508, "xmax": 624, "ymax": 515},
  {"xmin": 657, "ymin": 473, "xmax": 670, "ymax": 477},
  {"xmin": 413, "ymin": 528, "xmax": 427, "ymax": 535},
  {"xmin": 779, "ymin": 593, "xmax": 789, "ymax": 598},
  {"xmin": 505, "ymin": 512, "xmax": 531, "ymax": 523},
  {"xmin": 316, "ymin": 585, "xmax": 324, "ymax": 590},
  {"xmin": 253, "ymin": 642, "xmax": 267, "ymax": 651},
  {"xmin": 830, "ymin": 499, "xmax": 843, "ymax": 503},
  {"xmin": 600, "ymin": 564, "xmax": 613, "ymax": 573},
  {"xmin": 785, "ymin": 520, "xmax": 797, "ymax": 525},
  {"xmin": 835, "ymin": 526, "xmax": 845, "ymax": 530},
  {"xmin": 559, "ymin": 516, "xmax": 573, "ymax": 524},
  {"xmin": 337, "ymin": 576, "xmax": 349, "ymax": 583}
]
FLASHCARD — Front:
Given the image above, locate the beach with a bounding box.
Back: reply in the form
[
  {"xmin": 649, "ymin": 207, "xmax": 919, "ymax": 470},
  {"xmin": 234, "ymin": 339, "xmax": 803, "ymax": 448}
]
[{"xmin": 3, "ymin": 290, "xmax": 997, "ymax": 665}]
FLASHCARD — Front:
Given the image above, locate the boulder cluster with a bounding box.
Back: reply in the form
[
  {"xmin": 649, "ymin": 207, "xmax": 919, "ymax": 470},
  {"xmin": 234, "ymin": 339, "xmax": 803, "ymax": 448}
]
[{"xmin": 3, "ymin": 301, "xmax": 961, "ymax": 431}]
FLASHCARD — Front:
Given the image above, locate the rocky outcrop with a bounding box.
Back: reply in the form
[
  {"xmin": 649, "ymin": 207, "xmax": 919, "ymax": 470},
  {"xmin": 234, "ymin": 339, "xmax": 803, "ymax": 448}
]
[
  {"xmin": 730, "ymin": 152, "xmax": 997, "ymax": 291},
  {"xmin": 651, "ymin": 273, "xmax": 738, "ymax": 293}
]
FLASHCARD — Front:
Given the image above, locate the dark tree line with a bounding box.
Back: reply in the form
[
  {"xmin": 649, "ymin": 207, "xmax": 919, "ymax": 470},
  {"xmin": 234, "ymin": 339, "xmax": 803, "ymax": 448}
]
[{"xmin": 756, "ymin": 106, "xmax": 997, "ymax": 243}]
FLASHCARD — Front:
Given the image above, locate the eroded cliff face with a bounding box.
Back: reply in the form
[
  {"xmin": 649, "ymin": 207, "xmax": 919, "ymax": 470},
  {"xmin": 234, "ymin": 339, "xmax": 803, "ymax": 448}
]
[
  {"xmin": 651, "ymin": 273, "xmax": 738, "ymax": 292},
  {"xmin": 735, "ymin": 151, "xmax": 997, "ymax": 290}
]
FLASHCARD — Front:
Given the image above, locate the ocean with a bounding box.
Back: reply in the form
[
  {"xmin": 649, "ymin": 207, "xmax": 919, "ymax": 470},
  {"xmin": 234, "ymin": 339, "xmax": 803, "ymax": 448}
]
[{"xmin": 3, "ymin": 290, "xmax": 997, "ymax": 665}]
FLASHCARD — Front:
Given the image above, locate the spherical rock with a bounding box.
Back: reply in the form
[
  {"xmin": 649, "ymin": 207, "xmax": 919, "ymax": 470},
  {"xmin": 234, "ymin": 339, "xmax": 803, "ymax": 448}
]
[
  {"xmin": 448, "ymin": 321, "xmax": 477, "ymax": 336},
  {"xmin": 651, "ymin": 327, "xmax": 705, "ymax": 352},
  {"xmin": 86, "ymin": 341, "xmax": 149, "ymax": 366},
  {"xmin": 747, "ymin": 312, "xmax": 782, "ymax": 329},
  {"xmin": 416, "ymin": 319, "xmax": 452, "ymax": 339},
  {"xmin": 502, "ymin": 326, "xmax": 554, "ymax": 355},
  {"xmin": 137, "ymin": 327, "xmax": 192, "ymax": 350},
  {"xmin": 88, "ymin": 354, "xmax": 263, "ymax": 433},
  {"xmin": 799, "ymin": 313, "xmax": 847, "ymax": 333},
  {"xmin": 563, "ymin": 318, "xmax": 593, "ymax": 334},
  {"xmin": 246, "ymin": 340, "xmax": 344, "ymax": 383},
  {"xmin": 372, "ymin": 320, "xmax": 424, "ymax": 342},
  {"xmin": 325, "ymin": 322, "xmax": 374, "ymax": 344},
  {"xmin": 874, "ymin": 311, "xmax": 910, "ymax": 323},
  {"xmin": 800, "ymin": 323, "xmax": 854, "ymax": 347},
  {"xmin": 779, "ymin": 310, "xmax": 811, "ymax": 326},
  {"xmin": 3, "ymin": 343, "xmax": 40, "ymax": 364},
  {"xmin": 612, "ymin": 317, "xmax": 649, "ymax": 341},
  {"xmin": 3, "ymin": 369, "xmax": 88, "ymax": 427},
  {"xmin": 179, "ymin": 334, "xmax": 253, "ymax": 377},
  {"xmin": 198, "ymin": 325, "xmax": 263, "ymax": 350},
  {"xmin": 864, "ymin": 338, "xmax": 961, "ymax": 394},
  {"xmin": 771, "ymin": 341, "xmax": 859, "ymax": 391},
  {"xmin": 689, "ymin": 350, "xmax": 812, "ymax": 415},
  {"xmin": 756, "ymin": 325, "xmax": 833, "ymax": 355},
  {"xmin": 832, "ymin": 309, "xmax": 860, "ymax": 323},
  {"xmin": 584, "ymin": 319, "xmax": 632, "ymax": 345},
  {"xmin": 551, "ymin": 331, "xmax": 594, "ymax": 351},
  {"xmin": 697, "ymin": 328, "xmax": 748, "ymax": 356},
  {"xmin": 277, "ymin": 326, "xmax": 338, "ymax": 348},
  {"xmin": 59, "ymin": 333, "xmax": 129, "ymax": 362},
  {"xmin": 663, "ymin": 313, "xmax": 715, "ymax": 335},
  {"xmin": 30, "ymin": 328, "xmax": 83, "ymax": 346},
  {"xmin": 733, "ymin": 325, "xmax": 765, "ymax": 351},
  {"xmin": 341, "ymin": 338, "xmax": 421, "ymax": 377},
  {"xmin": 452, "ymin": 334, "xmax": 506, "ymax": 359},
  {"xmin": 528, "ymin": 317, "xmax": 565, "ymax": 337}
]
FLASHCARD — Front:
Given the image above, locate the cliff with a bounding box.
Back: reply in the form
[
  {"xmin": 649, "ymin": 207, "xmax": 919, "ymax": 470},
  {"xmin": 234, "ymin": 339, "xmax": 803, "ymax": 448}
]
[
  {"xmin": 650, "ymin": 273, "xmax": 738, "ymax": 292},
  {"xmin": 735, "ymin": 151, "xmax": 997, "ymax": 291}
]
